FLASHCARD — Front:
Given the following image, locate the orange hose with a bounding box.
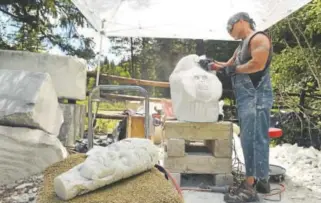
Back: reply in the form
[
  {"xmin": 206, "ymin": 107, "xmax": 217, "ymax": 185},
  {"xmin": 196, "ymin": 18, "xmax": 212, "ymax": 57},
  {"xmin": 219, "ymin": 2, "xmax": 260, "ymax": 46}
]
[{"xmin": 163, "ymin": 168, "xmax": 183, "ymax": 199}]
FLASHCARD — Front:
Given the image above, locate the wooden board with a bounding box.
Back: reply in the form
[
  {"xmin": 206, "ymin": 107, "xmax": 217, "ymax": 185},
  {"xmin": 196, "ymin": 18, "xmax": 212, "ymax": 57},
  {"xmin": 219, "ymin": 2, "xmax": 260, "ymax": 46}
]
[
  {"xmin": 126, "ymin": 115, "xmax": 145, "ymax": 138},
  {"xmin": 87, "ymin": 71, "xmax": 170, "ymax": 88},
  {"xmin": 164, "ymin": 121, "xmax": 232, "ymax": 141},
  {"xmin": 164, "ymin": 154, "xmax": 232, "ymax": 174}
]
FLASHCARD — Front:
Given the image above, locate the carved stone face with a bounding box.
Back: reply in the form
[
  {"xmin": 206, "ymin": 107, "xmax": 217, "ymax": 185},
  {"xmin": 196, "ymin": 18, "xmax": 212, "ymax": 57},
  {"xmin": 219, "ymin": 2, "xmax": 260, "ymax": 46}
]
[
  {"xmin": 193, "ymin": 74, "xmax": 212, "ymax": 101},
  {"xmin": 181, "ymin": 69, "xmax": 218, "ymax": 102},
  {"xmin": 169, "ymin": 54, "xmax": 223, "ymax": 122},
  {"xmin": 194, "ymin": 74, "xmax": 209, "ymax": 91}
]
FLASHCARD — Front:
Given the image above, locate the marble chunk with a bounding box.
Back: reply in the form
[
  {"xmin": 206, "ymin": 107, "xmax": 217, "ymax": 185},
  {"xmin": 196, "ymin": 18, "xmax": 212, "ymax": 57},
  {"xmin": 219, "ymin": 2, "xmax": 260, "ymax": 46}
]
[
  {"xmin": 58, "ymin": 103, "xmax": 86, "ymax": 146},
  {"xmin": 0, "ymin": 50, "xmax": 87, "ymax": 100},
  {"xmin": 0, "ymin": 126, "xmax": 68, "ymax": 185},
  {"xmin": 54, "ymin": 138, "xmax": 159, "ymax": 200},
  {"xmin": 169, "ymin": 55, "xmax": 223, "ymax": 122},
  {"xmin": 0, "ymin": 69, "xmax": 63, "ymax": 135}
]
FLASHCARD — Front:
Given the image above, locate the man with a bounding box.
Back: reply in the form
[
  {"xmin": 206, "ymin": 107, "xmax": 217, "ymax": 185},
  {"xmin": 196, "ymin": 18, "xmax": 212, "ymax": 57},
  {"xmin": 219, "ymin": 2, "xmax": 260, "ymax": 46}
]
[{"xmin": 208, "ymin": 12, "xmax": 274, "ymax": 203}]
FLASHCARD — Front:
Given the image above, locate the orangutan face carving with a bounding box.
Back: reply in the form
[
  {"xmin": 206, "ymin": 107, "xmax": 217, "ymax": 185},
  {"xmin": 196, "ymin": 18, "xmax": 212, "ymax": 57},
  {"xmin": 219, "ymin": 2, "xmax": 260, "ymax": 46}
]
[{"xmin": 169, "ymin": 54, "xmax": 223, "ymax": 122}]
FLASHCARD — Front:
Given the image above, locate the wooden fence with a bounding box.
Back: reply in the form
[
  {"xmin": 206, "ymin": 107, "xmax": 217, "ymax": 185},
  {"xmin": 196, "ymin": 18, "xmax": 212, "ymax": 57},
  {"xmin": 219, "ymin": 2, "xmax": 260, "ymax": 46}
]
[{"xmin": 87, "ymin": 71, "xmax": 321, "ymax": 119}]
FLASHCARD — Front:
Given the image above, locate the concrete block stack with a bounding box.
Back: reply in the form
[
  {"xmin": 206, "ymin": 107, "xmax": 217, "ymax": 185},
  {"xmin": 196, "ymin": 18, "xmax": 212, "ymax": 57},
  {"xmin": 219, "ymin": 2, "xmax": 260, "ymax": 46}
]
[
  {"xmin": 163, "ymin": 120, "xmax": 234, "ymax": 187},
  {"xmin": 0, "ymin": 50, "xmax": 87, "ymax": 185}
]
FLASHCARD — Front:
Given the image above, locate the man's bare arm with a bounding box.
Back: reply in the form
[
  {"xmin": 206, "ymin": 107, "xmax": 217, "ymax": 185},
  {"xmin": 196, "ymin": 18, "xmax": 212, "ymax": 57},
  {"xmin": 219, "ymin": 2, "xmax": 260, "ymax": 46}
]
[
  {"xmin": 235, "ymin": 34, "xmax": 270, "ymax": 74},
  {"xmin": 215, "ymin": 49, "xmax": 238, "ymax": 67}
]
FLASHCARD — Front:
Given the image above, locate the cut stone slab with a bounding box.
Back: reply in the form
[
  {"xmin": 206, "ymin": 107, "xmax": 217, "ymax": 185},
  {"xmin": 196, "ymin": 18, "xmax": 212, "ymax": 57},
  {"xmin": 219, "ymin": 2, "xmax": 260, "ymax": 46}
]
[
  {"xmin": 0, "ymin": 126, "xmax": 68, "ymax": 185},
  {"xmin": 0, "ymin": 50, "xmax": 87, "ymax": 100},
  {"xmin": 58, "ymin": 103, "xmax": 86, "ymax": 147},
  {"xmin": 0, "ymin": 69, "xmax": 63, "ymax": 135}
]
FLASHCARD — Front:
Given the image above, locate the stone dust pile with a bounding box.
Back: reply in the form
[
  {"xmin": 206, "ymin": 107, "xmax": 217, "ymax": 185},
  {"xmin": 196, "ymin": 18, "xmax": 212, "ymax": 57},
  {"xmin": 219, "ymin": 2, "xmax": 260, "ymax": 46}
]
[{"xmin": 37, "ymin": 154, "xmax": 183, "ymax": 203}]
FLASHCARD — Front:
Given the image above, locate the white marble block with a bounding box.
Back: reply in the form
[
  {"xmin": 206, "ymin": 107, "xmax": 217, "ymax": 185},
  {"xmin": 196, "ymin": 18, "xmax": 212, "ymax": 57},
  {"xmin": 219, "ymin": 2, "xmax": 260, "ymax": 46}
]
[
  {"xmin": 0, "ymin": 126, "xmax": 68, "ymax": 185},
  {"xmin": 58, "ymin": 103, "xmax": 86, "ymax": 146},
  {"xmin": 0, "ymin": 50, "xmax": 87, "ymax": 100},
  {"xmin": 54, "ymin": 138, "xmax": 159, "ymax": 200},
  {"xmin": 0, "ymin": 69, "xmax": 63, "ymax": 135},
  {"xmin": 169, "ymin": 54, "xmax": 223, "ymax": 122}
]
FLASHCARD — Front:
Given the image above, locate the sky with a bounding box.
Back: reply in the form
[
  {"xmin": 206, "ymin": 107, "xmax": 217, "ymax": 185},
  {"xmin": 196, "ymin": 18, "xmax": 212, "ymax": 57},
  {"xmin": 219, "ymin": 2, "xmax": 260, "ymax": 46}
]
[
  {"xmin": 48, "ymin": 27, "xmax": 121, "ymax": 65},
  {"xmin": 0, "ymin": 11, "xmax": 120, "ymax": 67}
]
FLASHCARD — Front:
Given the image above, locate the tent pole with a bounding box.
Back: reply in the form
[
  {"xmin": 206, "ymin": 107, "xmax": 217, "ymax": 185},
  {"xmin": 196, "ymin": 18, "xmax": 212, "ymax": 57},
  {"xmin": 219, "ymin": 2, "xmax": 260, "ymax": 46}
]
[{"xmin": 96, "ymin": 19, "xmax": 106, "ymax": 86}]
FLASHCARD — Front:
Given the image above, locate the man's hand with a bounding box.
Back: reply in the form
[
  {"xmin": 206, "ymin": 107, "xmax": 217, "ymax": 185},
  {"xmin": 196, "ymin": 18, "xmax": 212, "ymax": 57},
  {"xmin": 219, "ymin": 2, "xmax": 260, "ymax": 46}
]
[
  {"xmin": 211, "ymin": 61, "xmax": 225, "ymax": 70},
  {"xmin": 198, "ymin": 59, "xmax": 213, "ymax": 71}
]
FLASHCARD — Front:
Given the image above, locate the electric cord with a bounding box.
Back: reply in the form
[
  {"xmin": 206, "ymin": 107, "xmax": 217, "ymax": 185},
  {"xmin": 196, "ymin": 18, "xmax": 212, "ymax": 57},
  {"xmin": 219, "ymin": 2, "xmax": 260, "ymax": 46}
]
[
  {"xmin": 231, "ymin": 136, "xmax": 286, "ymax": 202},
  {"xmin": 160, "ymin": 136, "xmax": 286, "ymax": 202},
  {"xmin": 157, "ymin": 117, "xmax": 285, "ymax": 202}
]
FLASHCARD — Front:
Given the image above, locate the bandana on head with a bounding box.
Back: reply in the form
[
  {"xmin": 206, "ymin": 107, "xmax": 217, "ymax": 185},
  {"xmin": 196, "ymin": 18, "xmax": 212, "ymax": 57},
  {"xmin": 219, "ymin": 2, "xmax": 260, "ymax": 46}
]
[{"xmin": 227, "ymin": 12, "xmax": 253, "ymax": 33}]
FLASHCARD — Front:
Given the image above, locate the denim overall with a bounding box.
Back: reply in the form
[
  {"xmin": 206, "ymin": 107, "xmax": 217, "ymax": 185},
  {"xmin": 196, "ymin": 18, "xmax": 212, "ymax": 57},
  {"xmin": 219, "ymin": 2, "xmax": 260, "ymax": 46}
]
[{"xmin": 232, "ymin": 31, "xmax": 273, "ymax": 180}]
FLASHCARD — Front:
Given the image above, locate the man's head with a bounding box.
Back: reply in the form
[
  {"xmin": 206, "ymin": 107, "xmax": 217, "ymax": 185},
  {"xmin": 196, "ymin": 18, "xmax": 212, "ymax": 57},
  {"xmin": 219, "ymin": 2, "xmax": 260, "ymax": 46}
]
[{"xmin": 227, "ymin": 12, "xmax": 256, "ymax": 40}]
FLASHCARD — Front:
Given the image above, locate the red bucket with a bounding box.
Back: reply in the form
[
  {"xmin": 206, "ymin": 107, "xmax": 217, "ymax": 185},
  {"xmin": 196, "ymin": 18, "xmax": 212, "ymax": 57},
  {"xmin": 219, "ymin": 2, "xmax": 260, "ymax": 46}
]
[
  {"xmin": 161, "ymin": 100, "xmax": 175, "ymax": 118},
  {"xmin": 269, "ymin": 128, "xmax": 283, "ymax": 138}
]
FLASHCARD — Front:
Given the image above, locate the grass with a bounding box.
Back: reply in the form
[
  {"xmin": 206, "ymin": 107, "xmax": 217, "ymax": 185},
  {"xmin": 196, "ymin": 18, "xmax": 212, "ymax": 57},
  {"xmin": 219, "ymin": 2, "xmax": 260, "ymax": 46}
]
[{"xmin": 77, "ymin": 98, "xmax": 127, "ymax": 134}]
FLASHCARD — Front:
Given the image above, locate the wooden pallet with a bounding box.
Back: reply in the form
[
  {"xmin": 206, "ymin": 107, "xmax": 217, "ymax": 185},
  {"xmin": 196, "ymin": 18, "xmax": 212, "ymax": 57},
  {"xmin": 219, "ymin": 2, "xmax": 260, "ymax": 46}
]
[{"xmin": 163, "ymin": 121, "xmax": 234, "ymax": 186}]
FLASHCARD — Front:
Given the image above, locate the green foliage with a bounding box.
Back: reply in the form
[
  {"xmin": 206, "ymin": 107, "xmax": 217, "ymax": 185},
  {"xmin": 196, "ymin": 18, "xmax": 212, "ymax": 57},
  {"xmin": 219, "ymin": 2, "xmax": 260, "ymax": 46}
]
[
  {"xmin": 268, "ymin": 0, "xmax": 321, "ymax": 147},
  {"xmin": 2, "ymin": 0, "xmax": 321, "ymax": 147},
  {"xmin": 0, "ymin": 0, "xmax": 95, "ymax": 60}
]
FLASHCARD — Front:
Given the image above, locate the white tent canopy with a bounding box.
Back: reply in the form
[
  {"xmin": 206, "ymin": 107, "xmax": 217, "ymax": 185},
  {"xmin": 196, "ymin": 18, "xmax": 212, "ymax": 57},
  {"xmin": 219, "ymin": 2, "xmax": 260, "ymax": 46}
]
[{"xmin": 71, "ymin": 0, "xmax": 311, "ymax": 41}]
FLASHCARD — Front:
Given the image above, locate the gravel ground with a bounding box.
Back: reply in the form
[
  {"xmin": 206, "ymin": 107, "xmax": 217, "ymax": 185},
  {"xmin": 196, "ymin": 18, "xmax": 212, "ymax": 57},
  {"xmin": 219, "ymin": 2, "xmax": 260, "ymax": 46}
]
[
  {"xmin": 1, "ymin": 173, "xmax": 321, "ymax": 203},
  {"xmin": 0, "ymin": 174, "xmax": 43, "ymax": 203},
  {"xmin": 1, "ymin": 143, "xmax": 321, "ymax": 203}
]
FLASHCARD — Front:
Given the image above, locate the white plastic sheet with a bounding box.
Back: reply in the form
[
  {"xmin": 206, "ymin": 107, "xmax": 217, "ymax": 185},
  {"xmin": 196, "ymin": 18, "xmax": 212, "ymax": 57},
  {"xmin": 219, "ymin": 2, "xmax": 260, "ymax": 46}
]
[{"xmin": 71, "ymin": 0, "xmax": 311, "ymax": 40}]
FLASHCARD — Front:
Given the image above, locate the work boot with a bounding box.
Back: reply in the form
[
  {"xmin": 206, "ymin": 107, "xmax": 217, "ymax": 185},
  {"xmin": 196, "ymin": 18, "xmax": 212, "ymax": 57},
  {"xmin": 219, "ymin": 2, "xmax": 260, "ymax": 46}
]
[
  {"xmin": 224, "ymin": 180, "xmax": 260, "ymax": 203},
  {"xmin": 254, "ymin": 179, "xmax": 271, "ymax": 194}
]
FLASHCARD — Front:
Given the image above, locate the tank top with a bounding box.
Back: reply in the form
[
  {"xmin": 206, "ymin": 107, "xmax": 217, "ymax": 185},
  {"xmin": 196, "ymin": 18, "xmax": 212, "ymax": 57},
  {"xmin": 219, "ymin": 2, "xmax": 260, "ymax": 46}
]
[{"xmin": 235, "ymin": 31, "xmax": 273, "ymax": 88}]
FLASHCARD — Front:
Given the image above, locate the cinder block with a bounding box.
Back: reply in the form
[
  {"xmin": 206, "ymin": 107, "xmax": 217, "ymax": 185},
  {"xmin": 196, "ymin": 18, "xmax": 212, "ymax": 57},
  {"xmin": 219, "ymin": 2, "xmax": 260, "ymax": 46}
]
[
  {"xmin": 164, "ymin": 154, "xmax": 232, "ymax": 174},
  {"xmin": 167, "ymin": 138, "xmax": 185, "ymax": 157},
  {"xmin": 205, "ymin": 139, "xmax": 232, "ymax": 158},
  {"xmin": 214, "ymin": 173, "xmax": 234, "ymax": 186},
  {"xmin": 164, "ymin": 121, "xmax": 232, "ymax": 140},
  {"xmin": 214, "ymin": 139, "xmax": 232, "ymax": 158}
]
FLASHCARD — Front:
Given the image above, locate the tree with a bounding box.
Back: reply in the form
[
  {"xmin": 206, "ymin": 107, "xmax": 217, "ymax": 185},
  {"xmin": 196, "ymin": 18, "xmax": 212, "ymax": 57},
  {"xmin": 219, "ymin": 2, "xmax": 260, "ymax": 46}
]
[
  {"xmin": 0, "ymin": 0, "xmax": 95, "ymax": 60},
  {"xmin": 268, "ymin": 0, "xmax": 321, "ymax": 148}
]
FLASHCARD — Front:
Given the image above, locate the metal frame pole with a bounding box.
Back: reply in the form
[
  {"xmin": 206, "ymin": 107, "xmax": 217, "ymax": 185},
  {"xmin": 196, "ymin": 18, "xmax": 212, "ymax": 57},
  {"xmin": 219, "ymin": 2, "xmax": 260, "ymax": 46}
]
[
  {"xmin": 88, "ymin": 85, "xmax": 150, "ymax": 150},
  {"xmin": 95, "ymin": 20, "xmax": 106, "ymax": 86}
]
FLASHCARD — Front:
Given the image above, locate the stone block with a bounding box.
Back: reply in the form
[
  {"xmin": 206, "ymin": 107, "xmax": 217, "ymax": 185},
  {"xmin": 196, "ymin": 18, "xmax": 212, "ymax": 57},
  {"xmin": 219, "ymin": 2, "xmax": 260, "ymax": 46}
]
[
  {"xmin": 167, "ymin": 138, "xmax": 185, "ymax": 157},
  {"xmin": 0, "ymin": 69, "xmax": 63, "ymax": 135},
  {"xmin": 213, "ymin": 173, "xmax": 234, "ymax": 186},
  {"xmin": 58, "ymin": 103, "xmax": 86, "ymax": 146},
  {"xmin": 164, "ymin": 154, "xmax": 232, "ymax": 174},
  {"xmin": 164, "ymin": 121, "xmax": 232, "ymax": 141},
  {"xmin": 205, "ymin": 139, "xmax": 232, "ymax": 158},
  {"xmin": 0, "ymin": 126, "xmax": 68, "ymax": 185},
  {"xmin": 0, "ymin": 50, "xmax": 87, "ymax": 100}
]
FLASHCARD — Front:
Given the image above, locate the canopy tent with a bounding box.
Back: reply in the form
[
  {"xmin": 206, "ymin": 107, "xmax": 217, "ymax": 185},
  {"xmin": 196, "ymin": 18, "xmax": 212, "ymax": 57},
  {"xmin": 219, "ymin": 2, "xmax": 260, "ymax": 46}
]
[
  {"xmin": 71, "ymin": 0, "xmax": 311, "ymax": 41},
  {"xmin": 71, "ymin": 0, "xmax": 312, "ymax": 86}
]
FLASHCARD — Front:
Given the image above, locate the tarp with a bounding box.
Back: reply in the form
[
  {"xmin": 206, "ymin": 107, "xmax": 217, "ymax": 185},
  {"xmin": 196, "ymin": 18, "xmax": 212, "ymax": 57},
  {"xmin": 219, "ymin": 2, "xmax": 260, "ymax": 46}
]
[{"xmin": 71, "ymin": 0, "xmax": 312, "ymax": 40}]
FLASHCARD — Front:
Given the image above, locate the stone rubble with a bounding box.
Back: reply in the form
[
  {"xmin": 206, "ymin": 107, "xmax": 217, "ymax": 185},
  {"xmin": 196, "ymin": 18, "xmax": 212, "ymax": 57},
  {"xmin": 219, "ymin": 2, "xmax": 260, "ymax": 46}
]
[
  {"xmin": 0, "ymin": 174, "xmax": 43, "ymax": 203},
  {"xmin": 74, "ymin": 135, "xmax": 115, "ymax": 153}
]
